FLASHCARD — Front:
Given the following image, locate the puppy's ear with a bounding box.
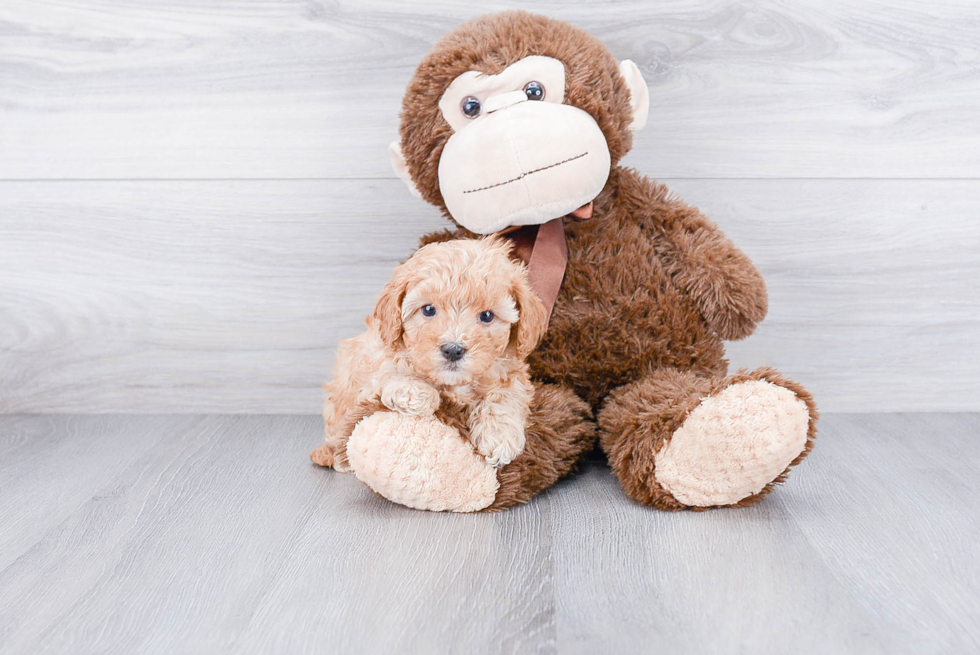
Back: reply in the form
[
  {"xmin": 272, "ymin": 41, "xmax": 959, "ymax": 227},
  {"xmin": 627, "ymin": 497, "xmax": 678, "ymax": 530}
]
[
  {"xmin": 373, "ymin": 266, "xmax": 411, "ymax": 351},
  {"xmin": 510, "ymin": 272, "xmax": 549, "ymax": 360}
]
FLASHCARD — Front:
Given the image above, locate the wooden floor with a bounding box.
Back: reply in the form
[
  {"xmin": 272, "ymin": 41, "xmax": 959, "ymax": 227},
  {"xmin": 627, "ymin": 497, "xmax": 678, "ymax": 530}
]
[{"xmin": 0, "ymin": 414, "xmax": 977, "ymax": 654}]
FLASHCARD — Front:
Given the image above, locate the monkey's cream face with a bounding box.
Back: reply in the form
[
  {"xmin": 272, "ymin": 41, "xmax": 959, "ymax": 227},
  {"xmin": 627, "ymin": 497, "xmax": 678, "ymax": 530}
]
[
  {"xmin": 434, "ymin": 56, "xmax": 612, "ymax": 234},
  {"xmin": 400, "ymin": 277, "xmax": 519, "ymax": 387}
]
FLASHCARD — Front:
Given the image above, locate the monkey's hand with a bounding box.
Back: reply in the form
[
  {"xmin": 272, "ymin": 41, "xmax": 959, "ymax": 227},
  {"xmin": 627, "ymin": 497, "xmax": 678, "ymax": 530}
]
[
  {"xmin": 632, "ymin": 174, "xmax": 768, "ymax": 340},
  {"xmin": 380, "ymin": 376, "xmax": 441, "ymax": 416}
]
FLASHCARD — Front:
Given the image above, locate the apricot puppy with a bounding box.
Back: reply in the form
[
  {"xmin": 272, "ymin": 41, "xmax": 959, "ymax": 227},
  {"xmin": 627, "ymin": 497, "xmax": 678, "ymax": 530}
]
[{"xmin": 311, "ymin": 237, "xmax": 548, "ymax": 470}]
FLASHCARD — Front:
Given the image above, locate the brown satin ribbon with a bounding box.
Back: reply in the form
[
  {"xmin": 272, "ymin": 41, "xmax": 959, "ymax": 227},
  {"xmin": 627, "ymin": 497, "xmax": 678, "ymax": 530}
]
[{"xmin": 498, "ymin": 201, "xmax": 593, "ymax": 328}]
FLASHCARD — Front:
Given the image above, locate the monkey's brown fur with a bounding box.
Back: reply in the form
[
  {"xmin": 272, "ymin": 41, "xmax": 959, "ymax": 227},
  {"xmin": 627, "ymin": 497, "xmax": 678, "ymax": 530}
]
[{"xmin": 403, "ymin": 12, "xmax": 817, "ymax": 511}]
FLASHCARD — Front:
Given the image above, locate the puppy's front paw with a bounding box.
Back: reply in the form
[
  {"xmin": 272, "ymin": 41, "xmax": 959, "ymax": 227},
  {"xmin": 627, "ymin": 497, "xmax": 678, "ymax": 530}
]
[
  {"xmin": 381, "ymin": 378, "xmax": 440, "ymax": 416},
  {"xmin": 472, "ymin": 424, "xmax": 526, "ymax": 468},
  {"xmin": 483, "ymin": 443, "xmax": 522, "ymax": 468}
]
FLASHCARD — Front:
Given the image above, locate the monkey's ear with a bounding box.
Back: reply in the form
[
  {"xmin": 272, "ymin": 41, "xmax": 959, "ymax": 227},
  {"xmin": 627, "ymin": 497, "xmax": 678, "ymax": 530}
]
[
  {"xmin": 389, "ymin": 141, "xmax": 423, "ymax": 199},
  {"xmin": 619, "ymin": 60, "xmax": 649, "ymax": 132}
]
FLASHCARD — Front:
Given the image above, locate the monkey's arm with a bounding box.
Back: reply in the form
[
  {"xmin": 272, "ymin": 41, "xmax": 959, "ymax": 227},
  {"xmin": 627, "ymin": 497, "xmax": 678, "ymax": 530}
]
[{"xmin": 628, "ymin": 171, "xmax": 768, "ymax": 340}]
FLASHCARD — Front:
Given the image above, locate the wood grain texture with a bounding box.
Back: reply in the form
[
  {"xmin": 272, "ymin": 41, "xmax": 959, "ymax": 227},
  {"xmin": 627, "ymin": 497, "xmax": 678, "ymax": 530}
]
[
  {"xmin": 0, "ymin": 414, "xmax": 555, "ymax": 655},
  {"xmin": 1, "ymin": 413, "xmax": 978, "ymax": 654},
  {"xmin": 550, "ymin": 413, "xmax": 980, "ymax": 655},
  {"xmin": 0, "ymin": 415, "xmax": 186, "ymax": 570},
  {"xmin": 0, "ymin": 179, "xmax": 444, "ymax": 413},
  {"xmin": 780, "ymin": 413, "xmax": 980, "ymax": 654},
  {"xmin": 551, "ymin": 466, "xmax": 900, "ymax": 655},
  {"xmin": 1, "ymin": 0, "xmax": 978, "ymax": 179},
  {"xmin": 2, "ymin": 178, "xmax": 978, "ymax": 413}
]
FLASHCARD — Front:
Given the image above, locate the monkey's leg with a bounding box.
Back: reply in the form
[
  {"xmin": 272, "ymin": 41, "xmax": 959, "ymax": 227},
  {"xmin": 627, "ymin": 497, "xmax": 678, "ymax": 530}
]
[
  {"xmin": 346, "ymin": 411, "xmax": 499, "ymax": 512},
  {"xmin": 345, "ymin": 384, "xmax": 595, "ymax": 513},
  {"xmin": 597, "ymin": 367, "xmax": 817, "ymax": 510}
]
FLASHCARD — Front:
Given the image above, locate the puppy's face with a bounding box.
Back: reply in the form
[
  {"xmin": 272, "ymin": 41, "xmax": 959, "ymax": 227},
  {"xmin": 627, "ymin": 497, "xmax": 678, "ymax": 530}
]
[
  {"xmin": 374, "ymin": 238, "xmax": 547, "ymax": 387},
  {"xmin": 400, "ymin": 277, "xmax": 516, "ymax": 386}
]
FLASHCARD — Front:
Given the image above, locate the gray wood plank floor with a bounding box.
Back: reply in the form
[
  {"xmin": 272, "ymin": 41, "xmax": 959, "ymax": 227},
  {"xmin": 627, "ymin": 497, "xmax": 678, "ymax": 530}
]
[{"xmin": 1, "ymin": 414, "xmax": 977, "ymax": 654}]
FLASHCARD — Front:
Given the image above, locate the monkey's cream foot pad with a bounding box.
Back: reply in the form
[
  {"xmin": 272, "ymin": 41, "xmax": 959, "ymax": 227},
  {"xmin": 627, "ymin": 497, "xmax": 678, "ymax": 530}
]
[
  {"xmin": 347, "ymin": 412, "xmax": 499, "ymax": 512},
  {"xmin": 654, "ymin": 380, "xmax": 810, "ymax": 506}
]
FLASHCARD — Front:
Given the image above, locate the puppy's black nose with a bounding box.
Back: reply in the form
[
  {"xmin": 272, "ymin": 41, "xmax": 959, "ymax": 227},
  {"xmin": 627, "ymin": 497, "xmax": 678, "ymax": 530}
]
[{"xmin": 441, "ymin": 342, "xmax": 466, "ymax": 362}]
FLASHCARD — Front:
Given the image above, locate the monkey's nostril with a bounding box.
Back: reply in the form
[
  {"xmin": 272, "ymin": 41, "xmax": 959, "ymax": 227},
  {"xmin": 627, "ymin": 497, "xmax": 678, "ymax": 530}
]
[{"xmin": 440, "ymin": 342, "xmax": 466, "ymax": 362}]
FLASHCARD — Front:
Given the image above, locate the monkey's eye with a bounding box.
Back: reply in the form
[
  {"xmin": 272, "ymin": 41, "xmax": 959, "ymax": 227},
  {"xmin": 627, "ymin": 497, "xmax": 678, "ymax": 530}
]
[
  {"xmin": 460, "ymin": 96, "xmax": 482, "ymax": 118},
  {"xmin": 478, "ymin": 310, "xmax": 495, "ymax": 324},
  {"xmin": 421, "ymin": 304, "xmax": 437, "ymax": 318},
  {"xmin": 523, "ymin": 81, "xmax": 545, "ymax": 101}
]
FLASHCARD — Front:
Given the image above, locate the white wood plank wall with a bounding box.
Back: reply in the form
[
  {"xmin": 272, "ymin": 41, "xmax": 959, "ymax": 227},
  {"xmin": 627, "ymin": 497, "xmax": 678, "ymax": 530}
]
[{"xmin": 1, "ymin": 1, "xmax": 978, "ymax": 413}]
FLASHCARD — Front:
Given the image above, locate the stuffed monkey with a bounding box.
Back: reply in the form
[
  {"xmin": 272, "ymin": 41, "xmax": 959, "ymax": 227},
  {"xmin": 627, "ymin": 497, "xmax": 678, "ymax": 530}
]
[{"xmin": 338, "ymin": 11, "xmax": 817, "ymax": 512}]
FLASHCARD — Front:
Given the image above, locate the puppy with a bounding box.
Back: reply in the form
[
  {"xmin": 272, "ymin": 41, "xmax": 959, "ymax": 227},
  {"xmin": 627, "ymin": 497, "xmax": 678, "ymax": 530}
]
[{"xmin": 311, "ymin": 237, "xmax": 548, "ymax": 471}]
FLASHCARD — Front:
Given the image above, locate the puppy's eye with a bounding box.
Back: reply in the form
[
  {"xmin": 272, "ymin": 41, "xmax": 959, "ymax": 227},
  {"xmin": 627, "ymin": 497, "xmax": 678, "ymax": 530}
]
[
  {"xmin": 478, "ymin": 310, "xmax": 494, "ymax": 324},
  {"xmin": 460, "ymin": 96, "xmax": 481, "ymax": 118},
  {"xmin": 523, "ymin": 81, "xmax": 545, "ymax": 101},
  {"xmin": 421, "ymin": 304, "xmax": 437, "ymax": 318}
]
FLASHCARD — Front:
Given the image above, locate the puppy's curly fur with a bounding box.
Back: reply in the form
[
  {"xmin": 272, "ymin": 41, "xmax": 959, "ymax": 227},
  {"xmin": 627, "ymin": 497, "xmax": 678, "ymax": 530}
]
[{"xmin": 311, "ymin": 237, "xmax": 548, "ymax": 471}]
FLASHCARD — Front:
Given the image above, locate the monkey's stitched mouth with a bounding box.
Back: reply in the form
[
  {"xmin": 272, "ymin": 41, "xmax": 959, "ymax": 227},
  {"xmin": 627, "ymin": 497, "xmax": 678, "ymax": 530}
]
[{"xmin": 462, "ymin": 152, "xmax": 589, "ymax": 194}]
